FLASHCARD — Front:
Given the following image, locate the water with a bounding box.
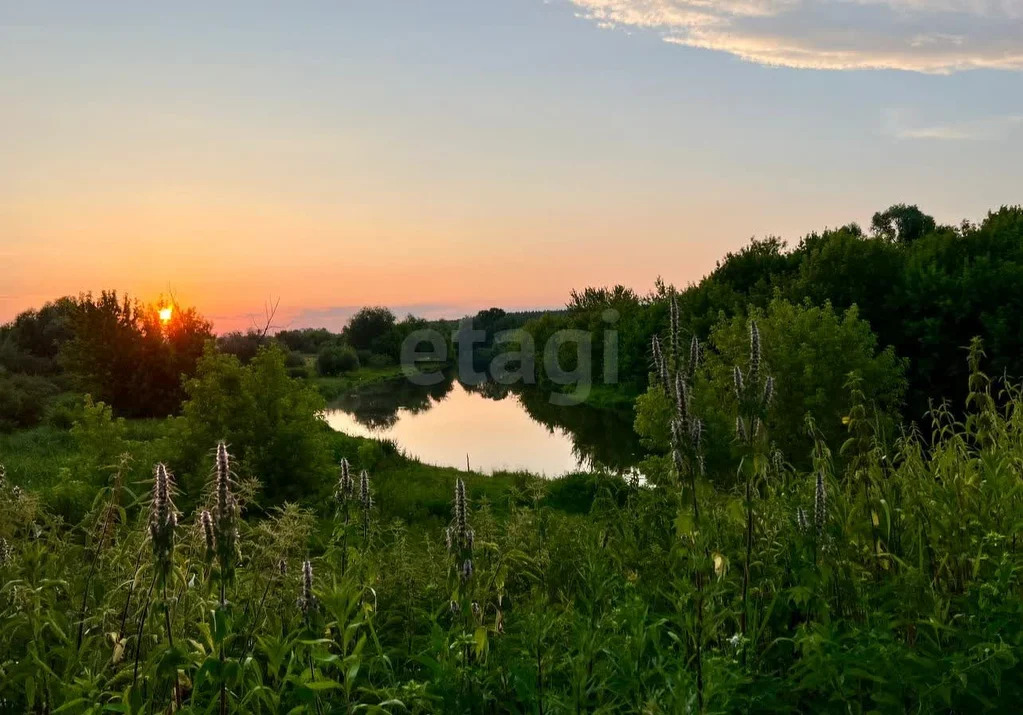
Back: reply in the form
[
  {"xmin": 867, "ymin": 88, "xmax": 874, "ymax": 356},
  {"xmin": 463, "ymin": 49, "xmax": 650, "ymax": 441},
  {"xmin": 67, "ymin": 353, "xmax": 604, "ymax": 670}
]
[{"xmin": 322, "ymin": 374, "xmax": 642, "ymax": 476}]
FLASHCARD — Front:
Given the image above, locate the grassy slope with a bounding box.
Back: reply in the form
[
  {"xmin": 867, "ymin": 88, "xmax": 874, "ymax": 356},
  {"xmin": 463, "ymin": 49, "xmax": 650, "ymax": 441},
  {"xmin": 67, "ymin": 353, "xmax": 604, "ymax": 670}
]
[{"xmin": 1, "ymin": 418, "xmax": 614, "ymax": 531}]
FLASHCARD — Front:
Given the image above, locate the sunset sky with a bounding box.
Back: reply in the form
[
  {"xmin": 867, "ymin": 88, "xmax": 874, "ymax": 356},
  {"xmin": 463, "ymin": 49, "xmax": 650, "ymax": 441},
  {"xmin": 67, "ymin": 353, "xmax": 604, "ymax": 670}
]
[{"xmin": 3, "ymin": 1, "xmax": 1022, "ymax": 332}]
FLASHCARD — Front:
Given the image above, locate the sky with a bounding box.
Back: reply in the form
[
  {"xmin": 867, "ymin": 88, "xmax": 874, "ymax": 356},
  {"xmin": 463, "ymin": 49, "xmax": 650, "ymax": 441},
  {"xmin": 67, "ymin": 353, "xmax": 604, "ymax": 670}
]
[{"xmin": 2, "ymin": 1, "xmax": 1021, "ymax": 332}]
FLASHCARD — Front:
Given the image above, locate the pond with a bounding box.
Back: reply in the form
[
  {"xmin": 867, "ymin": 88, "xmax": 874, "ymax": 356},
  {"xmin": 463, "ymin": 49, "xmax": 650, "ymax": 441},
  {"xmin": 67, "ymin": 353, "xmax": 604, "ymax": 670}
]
[{"xmin": 322, "ymin": 373, "xmax": 643, "ymax": 477}]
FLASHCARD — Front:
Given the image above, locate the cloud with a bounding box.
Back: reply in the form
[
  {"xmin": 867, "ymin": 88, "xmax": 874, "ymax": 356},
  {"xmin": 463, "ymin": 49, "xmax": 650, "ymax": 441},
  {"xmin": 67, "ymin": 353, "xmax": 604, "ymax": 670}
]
[
  {"xmin": 568, "ymin": 0, "xmax": 1023, "ymax": 72},
  {"xmin": 884, "ymin": 108, "xmax": 1023, "ymax": 139}
]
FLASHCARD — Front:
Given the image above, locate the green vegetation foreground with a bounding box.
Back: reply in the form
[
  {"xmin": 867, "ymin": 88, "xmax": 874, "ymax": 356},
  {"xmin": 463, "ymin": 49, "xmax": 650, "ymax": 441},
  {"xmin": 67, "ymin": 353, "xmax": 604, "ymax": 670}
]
[{"xmin": 2, "ymin": 330, "xmax": 1023, "ymax": 712}]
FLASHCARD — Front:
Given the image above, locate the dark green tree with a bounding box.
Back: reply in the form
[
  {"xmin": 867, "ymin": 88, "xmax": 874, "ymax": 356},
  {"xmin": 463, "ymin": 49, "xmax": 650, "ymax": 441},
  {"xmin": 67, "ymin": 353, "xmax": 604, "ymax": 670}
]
[{"xmin": 870, "ymin": 203, "xmax": 937, "ymax": 245}]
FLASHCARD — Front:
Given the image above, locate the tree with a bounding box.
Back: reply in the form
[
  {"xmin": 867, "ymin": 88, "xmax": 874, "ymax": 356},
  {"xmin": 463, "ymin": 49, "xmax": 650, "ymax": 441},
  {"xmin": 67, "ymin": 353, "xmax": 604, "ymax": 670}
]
[
  {"xmin": 0, "ymin": 297, "xmax": 77, "ymax": 375},
  {"xmin": 344, "ymin": 307, "xmax": 397, "ymax": 352},
  {"xmin": 787, "ymin": 225, "xmax": 905, "ymax": 342},
  {"xmin": 871, "ymin": 204, "xmax": 936, "ymax": 245},
  {"xmin": 894, "ymin": 205, "xmax": 1023, "ymax": 413},
  {"xmin": 635, "ymin": 298, "xmax": 906, "ymax": 480},
  {"xmin": 705, "ymin": 299, "xmax": 905, "ymax": 466},
  {"xmin": 173, "ymin": 343, "xmax": 334, "ymax": 505},
  {"xmin": 59, "ymin": 292, "xmax": 212, "ymax": 417},
  {"xmin": 276, "ymin": 328, "xmax": 336, "ymax": 354}
]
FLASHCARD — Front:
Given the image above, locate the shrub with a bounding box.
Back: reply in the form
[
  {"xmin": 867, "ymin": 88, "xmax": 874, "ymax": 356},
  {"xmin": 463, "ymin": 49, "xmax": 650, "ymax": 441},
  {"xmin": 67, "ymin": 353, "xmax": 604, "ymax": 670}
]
[
  {"xmin": 366, "ymin": 352, "xmax": 393, "ymax": 368},
  {"xmin": 0, "ymin": 371, "xmax": 59, "ymax": 431},
  {"xmin": 316, "ymin": 344, "xmax": 360, "ymax": 376},
  {"xmin": 172, "ymin": 343, "xmax": 334, "ymax": 505}
]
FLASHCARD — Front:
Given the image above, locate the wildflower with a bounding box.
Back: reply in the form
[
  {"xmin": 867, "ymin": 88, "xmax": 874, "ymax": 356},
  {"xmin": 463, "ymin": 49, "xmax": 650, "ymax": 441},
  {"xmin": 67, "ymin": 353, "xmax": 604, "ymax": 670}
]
[
  {"xmin": 278, "ymin": 558, "xmax": 287, "ymax": 576},
  {"xmin": 199, "ymin": 509, "xmax": 215, "ymax": 559},
  {"xmin": 447, "ymin": 478, "xmax": 475, "ymax": 551},
  {"xmin": 471, "ymin": 601, "xmax": 481, "ymax": 621},
  {"xmin": 298, "ymin": 560, "xmax": 316, "ymax": 615},
  {"xmin": 689, "ymin": 417, "xmax": 702, "ymax": 450},
  {"xmin": 0, "ymin": 537, "xmax": 11, "ymax": 566},
  {"xmin": 149, "ymin": 463, "xmax": 177, "ymax": 576},
  {"xmin": 762, "ymin": 376, "xmax": 774, "ymax": 409},
  {"xmin": 733, "ymin": 366, "xmax": 744, "ymax": 400},
  {"xmin": 674, "ymin": 372, "xmax": 689, "ymax": 426},
  {"xmin": 0, "ymin": 463, "xmax": 5, "ymax": 490},
  {"xmin": 359, "ymin": 469, "xmax": 372, "ymax": 539},
  {"xmin": 671, "ymin": 418, "xmax": 687, "ymax": 480},
  {"xmin": 735, "ymin": 416, "xmax": 748, "ymax": 443},
  {"xmin": 651, "ymin": 336, "xmax": 669, "ymax": 392},
  {"xmin": 447, "ymin": 478, "xmax": 475, "ymax": 582},
  {"xmin": 359, "ymin": 468, "xmax": 371, "ymax": 511},
  {"xmin": 771, "ymin": 447, "xmax": 784, "ymax": 476},
  {"xmin": 214, "ymin": 441, "xmax": 238, "ymax": 573},
  {"xmin": 796, "ymin": 507, "xmax": 809, "ymax": 532},
  {"xmin": 335, "ymin": 458, "xmax": 355, "ymax": 504},
  {"xmin": 669, "ymin": 290, "xmax": 679, "ymax": 365},
  {"xmin": 449, "ymin": 600, "xmax": 460, "ymax": 614},
  {"xmin": 748, "ymin": 320, "xmax": 761, "ymax": 386},
  {"xmin": 688, "ymin": 335, "xmax": 700, "ymax": 380},
  {"xmin": 814, "ymin": 470, "xmax": 827, "ymax": 537}
]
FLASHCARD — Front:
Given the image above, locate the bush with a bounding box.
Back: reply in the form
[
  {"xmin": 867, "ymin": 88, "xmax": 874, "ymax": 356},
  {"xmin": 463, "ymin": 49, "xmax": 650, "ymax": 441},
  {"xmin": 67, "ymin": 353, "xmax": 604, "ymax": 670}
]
[
  {"xmin": 635, "ymin": 297, "xmax": 906, "ymax": 482},
  {"xmin": 43, "ymin": 392, "xmax": 84, "ymax": 430},
  {"xmin": 172, "ymin": 343, "xmax": 334, "ymax": 505},
  {"xmin": 366, "ymin": 352, "xmax": 393, "ymax": 368},
  {"xmin": 0, "ymin": 371, "xmax": 60, "ymax": 431},
  {"xmin": 316, "ymin": 344, "xmax": 360, "ymax": 376}
]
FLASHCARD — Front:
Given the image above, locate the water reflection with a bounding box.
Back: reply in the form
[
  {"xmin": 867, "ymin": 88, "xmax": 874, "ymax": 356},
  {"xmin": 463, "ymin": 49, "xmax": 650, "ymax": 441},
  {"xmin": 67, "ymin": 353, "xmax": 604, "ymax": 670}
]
[{"xmin": 323, "ymin": 373, "xmax": 641, "ymax": 476}]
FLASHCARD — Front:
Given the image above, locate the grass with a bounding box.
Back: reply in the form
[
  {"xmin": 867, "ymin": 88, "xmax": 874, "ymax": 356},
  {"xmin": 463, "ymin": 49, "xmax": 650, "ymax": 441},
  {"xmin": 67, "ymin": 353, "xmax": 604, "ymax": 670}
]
[
  {"xmin": 300, "ymin": 358, "xmax": 449, "ymax": 402},
  {"xmin": 0, "ymin": 425, "xmax": 76, "ymax": 491},
  {"xmin": 1, "ymin": 414, "xmax": 604, "ymax": 535}
]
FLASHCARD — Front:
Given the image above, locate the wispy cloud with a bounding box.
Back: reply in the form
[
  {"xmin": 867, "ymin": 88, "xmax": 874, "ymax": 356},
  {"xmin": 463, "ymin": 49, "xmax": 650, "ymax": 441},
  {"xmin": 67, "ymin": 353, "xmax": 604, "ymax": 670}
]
[
  {"xmin": 568, "ymin": 1, "xmax": 1023, "ymax": 73},
  {"xmin": 884, "ymin": 108, "xmax": 1023, "ymax": 140}
]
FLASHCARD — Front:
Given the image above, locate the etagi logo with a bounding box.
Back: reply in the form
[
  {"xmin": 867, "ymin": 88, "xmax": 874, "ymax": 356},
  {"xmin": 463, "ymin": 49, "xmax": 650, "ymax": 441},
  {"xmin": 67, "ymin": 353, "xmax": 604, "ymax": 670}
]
[{"xmin": 399, "ymin": 310, "xmax": 621, "ymax": 406}]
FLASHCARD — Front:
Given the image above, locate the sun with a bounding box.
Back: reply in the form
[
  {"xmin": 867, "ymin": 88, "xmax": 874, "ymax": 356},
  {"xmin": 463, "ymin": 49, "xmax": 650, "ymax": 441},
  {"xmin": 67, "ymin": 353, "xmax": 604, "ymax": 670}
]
[{"xmin": 158, "ymin": 306, "xmax": 173, "ymax": 323}]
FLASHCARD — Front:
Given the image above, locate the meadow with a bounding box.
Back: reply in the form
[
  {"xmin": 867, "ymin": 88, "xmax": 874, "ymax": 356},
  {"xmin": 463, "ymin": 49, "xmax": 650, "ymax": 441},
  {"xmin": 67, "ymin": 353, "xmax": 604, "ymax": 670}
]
[
  {"xmin": 3, "ymin": 205, "xmax": 1023, "ymax": 712},
  {"xmin": 1, "ymin": 326, "xmax": 1022, "ymax": 713}
]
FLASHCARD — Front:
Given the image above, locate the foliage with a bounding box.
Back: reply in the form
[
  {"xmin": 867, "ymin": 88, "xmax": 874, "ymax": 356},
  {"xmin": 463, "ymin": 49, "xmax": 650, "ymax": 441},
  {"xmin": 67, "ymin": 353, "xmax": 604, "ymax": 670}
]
[
  {"xmin": 59, "ymin": 291, "xmax": 212, "ymax": 418},
  {"xmin": 344, "ymin": 306, "xmax": 397, "ymax": 353},
  {"xmin": 704, "ymin": 299, "xmax": 906, "ymax": 466},
  {"xmin": 276, "ymin": 327, "xmax": 336, "ymax": 354},
  {"xmin": 637, "ymin": 298, "xmax": 906, "ymax": 478},
  {"xmin": 515, "ymin": 204, "xmax": 1023, "ymax": 427},
  {"xmin": 0, "ymin": 371, "xmax": 60, "ymax": 431},
  {"xmin": 216, "ymin": 330, "xmax": 266, "ymax": 364},
  {"xmin": 871, "ymin": 202, "xmax": 938, "ymax": 244},
  {"xmin": 2, "ymin": 346, "xmax": 1023, "ymax": 711},
  {"xmin": 0, "ymin": 297, "xmax": 76, "ymax": 375},
  {"xmin": 172, "ymin": 343, "xmax": 334, "ymax": 505},
  {"xmin": 316, "ymin": 344, "xmax": 361, "ymax": 376}
]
